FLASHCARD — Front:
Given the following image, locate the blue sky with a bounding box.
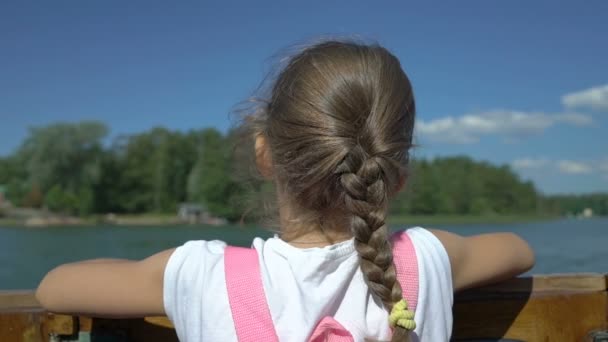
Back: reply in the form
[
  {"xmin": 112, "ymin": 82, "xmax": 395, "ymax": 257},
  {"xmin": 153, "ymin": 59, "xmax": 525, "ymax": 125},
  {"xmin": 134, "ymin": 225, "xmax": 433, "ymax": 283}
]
[{"xmin": 1, "ymin": 1, "xmax": 607, "ymax": 194}]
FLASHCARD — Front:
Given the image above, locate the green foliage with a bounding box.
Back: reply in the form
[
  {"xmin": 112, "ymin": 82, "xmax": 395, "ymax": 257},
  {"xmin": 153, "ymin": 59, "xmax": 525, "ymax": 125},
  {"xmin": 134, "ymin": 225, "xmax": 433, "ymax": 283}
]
[
  {"xmin": 186, "ymin": 128, "xmax": 250, "ymax": 221},
  {"xmin": 3, "ymin": 180, "xmax": 28, "ymax": 207},
  {"xmin": 82, "ymin": 125, "xmax": 249, "ymax": 221},
  {"xmin": 0, "ymin": 158, "xmax": 11, "ymax": 184},
  {"xmin": 22, "ymin": 183, "xmax": 44, "ymax": 208},
  {"xmin": 541, "ymin": 193, "xmax": 608, "ymax": 216},
  {"xmin": 0, "ymin": 156, "xmax": 28, "ymax": 206},
  {"xmin": 392, "ymin": 156, "xmax": 540, "ymax": 216},
  {"xmin": 17, "ymin": 122, "xmax": 107, "ymax": 193},
  {"xmin": 44, "ymin": 185, "xmax": 79, "ymax": 214},
  {"xmin": 1, "ymin": 122, "xmax": 606, "ymax": 222}
]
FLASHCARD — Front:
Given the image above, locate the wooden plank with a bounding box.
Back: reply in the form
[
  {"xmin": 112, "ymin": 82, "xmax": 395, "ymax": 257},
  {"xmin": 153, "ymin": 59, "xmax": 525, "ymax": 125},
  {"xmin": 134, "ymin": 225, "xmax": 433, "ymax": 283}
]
[
  {"xmin": 457, "ymin": 273, "xmax": 606, "ymax": 298},
  {"xmin": 0, "ymin": 291, "xmax": 39, "ymax": 311},
  {"xmin": 453, "ymin": 289, "xmax": 607, "ymax": 341},
  {"xmin": 528, "ymin": 273, "xmax": 607, "ymax": 292},
  {"xmin": 44, "ymin": 313, "xmax": 75, "ymax": 336},
  {"xmin": 0, "ymin": 311, "xmax": 74, "ymax": 341},
  {"xmin": 0, "ymin": 312, "xmax": 46, "ymax": 342},
  {"xmin": 79, "ymin": 315, "xmax": 93, "ymax": 332},
  {"xmin": 145, "ymin": 316, "xmax": 174, "ymax": 329}
]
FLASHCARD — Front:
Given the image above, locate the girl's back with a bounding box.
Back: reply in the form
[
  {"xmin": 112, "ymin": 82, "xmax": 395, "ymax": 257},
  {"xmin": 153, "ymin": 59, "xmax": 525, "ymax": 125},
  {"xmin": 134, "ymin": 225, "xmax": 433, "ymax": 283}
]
[
  {"xmin": 164, "ymin": 228, "xmax": 452, "ymax": 341},
  {"xmin": 36, "ymin": 40, "xmax": 535, "ymax": 341}
]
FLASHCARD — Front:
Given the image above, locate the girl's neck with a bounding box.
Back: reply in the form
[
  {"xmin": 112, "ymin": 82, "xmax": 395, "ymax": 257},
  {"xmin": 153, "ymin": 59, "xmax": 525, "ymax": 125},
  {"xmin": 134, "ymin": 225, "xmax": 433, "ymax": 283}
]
[
  {"xmin": 282, "ymin": 228, "xmax": 352, "ymax": 248},
  {"xmin": 278, "ymin": 208, "xmax": 352, "ymax": 248},
  {"xmin": 276, "ymin": 186, "xmax": 352, "ymax": 248}
]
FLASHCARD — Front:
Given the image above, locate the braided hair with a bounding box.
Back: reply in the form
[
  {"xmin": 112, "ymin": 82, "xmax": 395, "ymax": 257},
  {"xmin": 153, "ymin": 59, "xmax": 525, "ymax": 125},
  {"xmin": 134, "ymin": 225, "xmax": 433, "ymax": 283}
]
[{"xmin": 249, "ymin": 40, "xmax": 416, "ymax": 341}]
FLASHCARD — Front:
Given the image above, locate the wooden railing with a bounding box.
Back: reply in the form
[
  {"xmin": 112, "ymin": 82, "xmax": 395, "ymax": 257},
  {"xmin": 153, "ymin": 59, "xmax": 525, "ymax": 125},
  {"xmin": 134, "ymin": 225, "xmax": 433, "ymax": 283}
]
[
  {"xmin": 1, "ymin": 274, "xmax": 606, "ymax": 341},
  {"xmin": 452, "ymin": 273, "xmax": 607, "ymax": 341}
]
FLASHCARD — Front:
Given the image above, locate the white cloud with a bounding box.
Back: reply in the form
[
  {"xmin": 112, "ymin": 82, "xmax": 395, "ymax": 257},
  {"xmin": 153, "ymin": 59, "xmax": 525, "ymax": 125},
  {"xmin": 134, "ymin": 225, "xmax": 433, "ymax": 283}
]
[
  {"xmin": 562, "ymin": 84, "xmax": 608, "ymax": 111},
  {"xmin": 416, "ymin": 110, "xmax": 592, "ymax": 144},
  {"xmin": 415, "ymin": 117, "xmax": 477, "ymax": 143},
  {"xmin": 512, "ymin": 158, "xmax": 608, "ymax": 176},
  {"xmin": 554, "ymin": 112, "xmax": 594, "ymax": 125},
  {"xmin": 557, "ymin": 160, "xmax": 593, "ymax": 175}
]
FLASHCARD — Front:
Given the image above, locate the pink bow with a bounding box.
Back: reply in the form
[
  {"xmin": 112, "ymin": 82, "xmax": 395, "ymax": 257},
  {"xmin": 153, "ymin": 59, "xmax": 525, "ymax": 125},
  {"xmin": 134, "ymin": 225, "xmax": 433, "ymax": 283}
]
[{"xmin": 309, "ymin": 317, "xmax": 354, "ymax": 342}]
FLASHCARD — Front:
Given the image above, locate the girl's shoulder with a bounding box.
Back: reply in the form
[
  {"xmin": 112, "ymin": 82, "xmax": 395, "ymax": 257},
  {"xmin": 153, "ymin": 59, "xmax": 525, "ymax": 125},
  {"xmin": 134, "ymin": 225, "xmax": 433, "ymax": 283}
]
[
  {"xmin": 398, "ymin": 227, "xmax": 453, "ymax": 272},
  {"xmin": 399, "ymin": 227, "xmax": 454, "ymax": 299}
]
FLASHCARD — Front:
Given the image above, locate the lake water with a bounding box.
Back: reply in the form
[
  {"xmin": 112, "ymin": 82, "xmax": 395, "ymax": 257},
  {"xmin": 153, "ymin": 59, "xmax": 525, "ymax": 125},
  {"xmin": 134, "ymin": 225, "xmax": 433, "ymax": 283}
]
[{"xmin": 0, "ymin": 218, "xmax": 606, "ymax": 290}]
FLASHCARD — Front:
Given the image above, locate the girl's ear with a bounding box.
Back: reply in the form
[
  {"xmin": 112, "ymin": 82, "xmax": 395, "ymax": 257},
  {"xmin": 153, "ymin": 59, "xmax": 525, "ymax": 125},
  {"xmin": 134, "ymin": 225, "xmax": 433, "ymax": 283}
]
[{"xmin": 255, "ymin": 134, "xmax": 274, "ymax": 179}]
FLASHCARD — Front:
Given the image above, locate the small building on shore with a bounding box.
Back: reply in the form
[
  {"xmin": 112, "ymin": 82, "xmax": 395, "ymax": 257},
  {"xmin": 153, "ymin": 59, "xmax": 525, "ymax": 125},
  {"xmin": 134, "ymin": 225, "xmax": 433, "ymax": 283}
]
[
  {"xmin": 177, "ymin": 203, "xmax": 227, "ymax": 225},
  {"xmin": 178, "ymin": 203, "xmax": 208, "ymax": 224}
]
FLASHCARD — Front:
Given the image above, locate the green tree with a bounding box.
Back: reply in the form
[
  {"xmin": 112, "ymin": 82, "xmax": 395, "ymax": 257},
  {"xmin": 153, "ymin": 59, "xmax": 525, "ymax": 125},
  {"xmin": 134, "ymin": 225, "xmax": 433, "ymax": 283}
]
[
  {"xmin": 101, "ymin": 127, "xmax": 199, "ymax": 214},
  {"xmin": 0, "ymin": 156, "xmax": 28, "ymax": 205},
  {"xmin": 44, "ymin": 185, "xmax": 79, "ymax": 214},
  {"xmin": 14, "ymin": 121, "xmax": 108, "ymax": 214},
  {"xmin": 389, "ymin": 156, "xmax": 543, "ymax": 217},
  {"xmin": 187, "ymin": 128, "xmax": 236, "ymax": 218},
  {"xmin": 22, "ymin": 183, "xmax": 44, "ymax": 208}
]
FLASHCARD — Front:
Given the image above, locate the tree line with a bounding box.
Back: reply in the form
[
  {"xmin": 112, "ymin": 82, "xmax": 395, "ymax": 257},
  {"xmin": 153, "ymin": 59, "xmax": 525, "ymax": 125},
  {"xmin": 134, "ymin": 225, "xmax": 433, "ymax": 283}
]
[{"xmin": 0, "ymin": 121, "xmax": 606, "ymax": 221}]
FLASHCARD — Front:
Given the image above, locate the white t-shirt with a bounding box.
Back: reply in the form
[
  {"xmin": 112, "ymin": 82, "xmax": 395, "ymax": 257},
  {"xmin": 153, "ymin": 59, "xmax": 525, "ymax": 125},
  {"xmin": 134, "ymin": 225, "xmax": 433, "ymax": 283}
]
[{"xmin": 163, "ymin": 227, "xmax": 453, "ymax": 341}]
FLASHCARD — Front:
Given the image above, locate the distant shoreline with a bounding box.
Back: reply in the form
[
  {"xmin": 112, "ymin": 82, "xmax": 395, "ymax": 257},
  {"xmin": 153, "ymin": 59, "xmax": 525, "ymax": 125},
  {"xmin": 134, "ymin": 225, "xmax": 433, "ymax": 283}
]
[
  {"xmin": 0, "ymin": 213, "xmax": 564, "ymax": 228},
  {"xmin": 0, "ymin": 212, "xmax": 195, "ymax": 228},
  {"xmin": 388, "ymin": 214, "xmax": 560, "ymax": 226}
]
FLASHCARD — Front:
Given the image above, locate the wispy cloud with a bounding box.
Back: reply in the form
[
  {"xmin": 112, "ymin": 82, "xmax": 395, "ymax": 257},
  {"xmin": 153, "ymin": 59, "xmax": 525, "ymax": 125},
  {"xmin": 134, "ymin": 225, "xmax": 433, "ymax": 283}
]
[
  {"xmin": 557, "ymin": 160, "xmax": 593, "ymax": 175},
  {"xmin": 513, "ymin": 158, "xmax": 606, "ymax": 176},
  {"xmin": 416, "ymin": 110, "xmax": 592, "ymax": 144},
  {"xmin": 562, "ymin": 84, "xmax": 608, "ymax": 111}
]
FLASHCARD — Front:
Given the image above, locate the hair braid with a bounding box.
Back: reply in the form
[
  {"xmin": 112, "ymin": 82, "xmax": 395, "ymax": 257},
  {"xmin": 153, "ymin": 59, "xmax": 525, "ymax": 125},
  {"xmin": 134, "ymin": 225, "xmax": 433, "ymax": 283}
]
[{"xmin": 336, "ymin": 146, "xmax": 410, "ymax": 342}]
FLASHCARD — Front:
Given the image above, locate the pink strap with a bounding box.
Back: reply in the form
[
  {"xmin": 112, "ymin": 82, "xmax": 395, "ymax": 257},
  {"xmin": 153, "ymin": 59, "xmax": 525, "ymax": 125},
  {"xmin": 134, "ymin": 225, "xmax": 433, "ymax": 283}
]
[
  {"xmin": 224, "ymin": 246, "xmax": 279, "ymax": 342},
  {"xmin": 309, "ymin": 317, "xmax": 354, "ymax": 342},
  {"xmin": 391, "ymin": 230, "xmax": 419, "ymax": 311}
]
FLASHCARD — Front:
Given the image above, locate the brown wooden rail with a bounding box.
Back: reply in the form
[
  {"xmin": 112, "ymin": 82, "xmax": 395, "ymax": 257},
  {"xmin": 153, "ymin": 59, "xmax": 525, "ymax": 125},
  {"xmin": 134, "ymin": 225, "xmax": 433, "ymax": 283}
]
[{"xmin": 1, "ymin": 273, "xmax": 606, "ymax": 341}]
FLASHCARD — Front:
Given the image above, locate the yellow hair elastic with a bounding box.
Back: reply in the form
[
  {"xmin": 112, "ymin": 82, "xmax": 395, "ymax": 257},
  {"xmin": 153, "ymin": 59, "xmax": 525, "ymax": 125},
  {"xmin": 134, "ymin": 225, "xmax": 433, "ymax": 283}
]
[{"xmin": 389, "ymin": 299, "xmax": 416, "ymax": 331}]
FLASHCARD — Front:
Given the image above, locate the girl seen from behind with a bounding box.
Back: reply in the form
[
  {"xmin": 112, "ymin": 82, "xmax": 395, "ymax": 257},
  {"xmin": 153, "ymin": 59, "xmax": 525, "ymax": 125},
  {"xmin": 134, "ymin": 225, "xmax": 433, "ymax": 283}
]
[{"xmin": 36, "ymin": 40, "xmax": 535, "ymax": 341}]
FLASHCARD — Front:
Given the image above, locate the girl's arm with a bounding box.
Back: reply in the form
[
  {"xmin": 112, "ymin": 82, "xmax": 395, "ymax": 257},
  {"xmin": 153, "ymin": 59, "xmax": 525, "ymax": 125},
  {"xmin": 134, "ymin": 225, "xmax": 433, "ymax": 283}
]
[
  {"xmin": 36, "ymin": 248, "xmax": 175, "ymax": 317},
  {"xmin": 430, "ymin": 230, "xmax": 535, "ymax": 292}
]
